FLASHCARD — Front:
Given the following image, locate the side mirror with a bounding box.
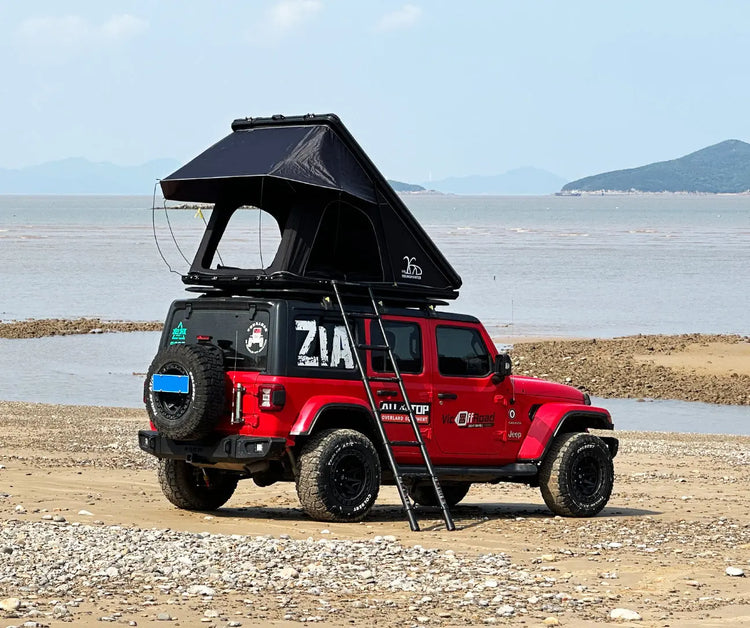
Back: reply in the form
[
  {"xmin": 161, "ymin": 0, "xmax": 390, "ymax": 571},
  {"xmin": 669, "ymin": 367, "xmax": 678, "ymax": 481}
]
[{"xmin": 493, "ymin": 353, "xmax": 512, "ymax": 382}]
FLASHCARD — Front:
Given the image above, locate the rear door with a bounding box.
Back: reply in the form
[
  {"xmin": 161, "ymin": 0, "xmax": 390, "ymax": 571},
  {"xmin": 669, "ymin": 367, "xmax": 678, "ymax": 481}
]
[{"xmin": 367, "ymin": 317, "xmax": 433, "ymax": 454}]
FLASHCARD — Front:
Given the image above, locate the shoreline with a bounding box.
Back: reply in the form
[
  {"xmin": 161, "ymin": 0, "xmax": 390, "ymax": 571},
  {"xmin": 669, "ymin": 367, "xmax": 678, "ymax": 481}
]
[{"xmin": 3, "ymin": 319, "xmax": 748, "ymax": 406}]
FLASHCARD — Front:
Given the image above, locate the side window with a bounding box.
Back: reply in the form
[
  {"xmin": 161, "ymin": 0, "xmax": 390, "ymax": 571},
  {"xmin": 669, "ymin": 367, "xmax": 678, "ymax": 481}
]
[
  {"xmin": 436, "ymin": 325, "xmax": 491, "ymax": 377},
  {"xmin": 371, "ymin": 321, "xmax": 423, "ymax": 374}
]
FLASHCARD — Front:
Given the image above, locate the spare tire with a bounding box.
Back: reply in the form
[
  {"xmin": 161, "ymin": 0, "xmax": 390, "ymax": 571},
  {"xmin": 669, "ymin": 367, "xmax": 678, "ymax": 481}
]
[{"xmin": 144, "ymin": 344, "xmax": 225, "ymax": 440}]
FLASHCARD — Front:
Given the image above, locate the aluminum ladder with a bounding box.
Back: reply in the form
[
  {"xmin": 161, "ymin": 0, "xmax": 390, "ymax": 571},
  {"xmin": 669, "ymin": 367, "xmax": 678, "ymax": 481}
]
[{"xmin": 330, "ymin": 281, "xmax": 455, "ymax": 532}]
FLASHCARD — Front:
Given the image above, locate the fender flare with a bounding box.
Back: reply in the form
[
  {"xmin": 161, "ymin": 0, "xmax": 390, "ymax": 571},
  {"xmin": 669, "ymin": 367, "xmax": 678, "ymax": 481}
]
[
  {"xmin": 290, "ymin": 396, "xmax": 374, "ymax": 436},
  {"xmin": 517, "ymin": 403, "xmax": 613, "ymax": 462}
]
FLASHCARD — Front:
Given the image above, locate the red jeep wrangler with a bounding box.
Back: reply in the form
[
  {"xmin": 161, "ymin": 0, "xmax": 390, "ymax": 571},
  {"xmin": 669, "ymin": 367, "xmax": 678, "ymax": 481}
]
[{"xmin": 139, "ymin": 114, "xmax": 617, "ymax": 531}]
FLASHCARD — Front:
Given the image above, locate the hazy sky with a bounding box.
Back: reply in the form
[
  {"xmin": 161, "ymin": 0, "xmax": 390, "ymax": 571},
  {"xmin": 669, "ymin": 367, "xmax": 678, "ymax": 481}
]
[{"xmin": 2, "ymin": 1, "xmax": 749, "ymax": 182}]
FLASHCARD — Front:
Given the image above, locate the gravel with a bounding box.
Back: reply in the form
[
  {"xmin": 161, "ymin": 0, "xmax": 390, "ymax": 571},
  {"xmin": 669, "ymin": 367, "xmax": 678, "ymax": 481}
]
[{"xmin": 0, "ymin": 521, "xmax": 610, "ymax": 625}]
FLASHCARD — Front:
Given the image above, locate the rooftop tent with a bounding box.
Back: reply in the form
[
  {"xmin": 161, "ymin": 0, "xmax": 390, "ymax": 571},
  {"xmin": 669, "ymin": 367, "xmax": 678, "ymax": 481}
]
[{"xmin": 160, "ymin": 114, "xmax": 461, "ymax": 301}]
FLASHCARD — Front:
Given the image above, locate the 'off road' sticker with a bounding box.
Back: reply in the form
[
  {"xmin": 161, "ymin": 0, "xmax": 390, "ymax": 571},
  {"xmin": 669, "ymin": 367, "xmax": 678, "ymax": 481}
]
[
  {"xmin": 245, "ymin": 321, "xmax": 268, "ymax": 354},
  {"xmin": 442, "ymin": 410, "xmax": 495, "ymax": 428}
]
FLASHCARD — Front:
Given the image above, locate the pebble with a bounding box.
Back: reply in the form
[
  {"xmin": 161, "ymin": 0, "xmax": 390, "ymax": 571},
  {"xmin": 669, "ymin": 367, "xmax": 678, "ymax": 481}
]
[
  {"xmin": 610, "ymin": 608, "xmax": 642, "ymax": 621},
  {"xmin": 0, "ymin": 597, "xmax": 21, "ymax": 611},
  {"xmin": 725, "ymin": 567, "xmax": 745, "ymax": 577}
]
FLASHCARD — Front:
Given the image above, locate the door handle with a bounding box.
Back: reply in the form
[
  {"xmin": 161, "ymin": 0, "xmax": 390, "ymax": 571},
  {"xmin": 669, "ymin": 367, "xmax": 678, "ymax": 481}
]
[
  {"xmin": 377, "ymin": 390, "xmax": 398, "ymax": 397},
  {"xmin": 437, "ymin": 392, "xmax": 457, "ymax": 400}
]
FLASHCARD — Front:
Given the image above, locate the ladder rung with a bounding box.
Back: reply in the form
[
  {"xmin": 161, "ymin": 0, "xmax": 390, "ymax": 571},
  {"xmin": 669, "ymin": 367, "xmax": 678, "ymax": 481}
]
[
  {"xmin": 389, "ymin": 441, "xmax": 422, "ymax": 447},
  {"xmin": 347, "ymin": 312, "xmax": 378, "ymax": 319},
  {"xmin": 368, "ymin": 376, "xmax": 400, "ymax": 383},
  {"xmin": 357, "ymin": 343, "xmax": 389, "ymax": 351}
]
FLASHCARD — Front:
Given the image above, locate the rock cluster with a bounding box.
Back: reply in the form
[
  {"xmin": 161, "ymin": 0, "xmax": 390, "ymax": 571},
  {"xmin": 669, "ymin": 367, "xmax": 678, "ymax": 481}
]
[
  {"xmin": 509, "ymin": 334, "xmax": 750, "ymax": 405},
  {"xmin": 0, "ymin": 318, "xmax": 162, "ymax": 339},
  {"xmin": 0, "ymin": 522, "xmax": 619, "ymax": 626}
]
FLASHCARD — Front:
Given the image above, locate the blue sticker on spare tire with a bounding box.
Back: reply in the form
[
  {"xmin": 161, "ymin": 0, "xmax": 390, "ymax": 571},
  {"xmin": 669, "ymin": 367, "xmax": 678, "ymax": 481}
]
[{"xmin": 152, "ymin": 374, "xmax": 190, "ymax": 394}]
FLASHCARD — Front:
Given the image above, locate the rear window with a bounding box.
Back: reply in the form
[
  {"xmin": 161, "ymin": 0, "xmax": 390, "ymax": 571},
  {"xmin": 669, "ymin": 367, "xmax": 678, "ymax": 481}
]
[{"xmin": 166, "ymin": 307, "xmax": 270, "ymax": 371}]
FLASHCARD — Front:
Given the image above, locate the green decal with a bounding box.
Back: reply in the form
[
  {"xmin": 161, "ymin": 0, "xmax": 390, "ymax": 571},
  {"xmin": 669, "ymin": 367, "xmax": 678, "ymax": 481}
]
[{"xmin": 170, "ymin": 322, "xmax": 187, "ymax": 344}]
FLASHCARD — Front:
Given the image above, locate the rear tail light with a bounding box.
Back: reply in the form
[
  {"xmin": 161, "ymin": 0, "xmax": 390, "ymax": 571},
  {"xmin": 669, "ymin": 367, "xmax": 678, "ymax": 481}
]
[{"xmin": 257, "ymin": 384, "xmax": 286, "ymax": 411}]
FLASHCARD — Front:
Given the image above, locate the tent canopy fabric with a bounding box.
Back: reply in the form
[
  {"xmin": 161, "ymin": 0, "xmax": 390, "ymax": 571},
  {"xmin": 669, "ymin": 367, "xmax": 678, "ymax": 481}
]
[{"xmin": 160, "ymin": 114, "xmax": 461, "ymax": 301}]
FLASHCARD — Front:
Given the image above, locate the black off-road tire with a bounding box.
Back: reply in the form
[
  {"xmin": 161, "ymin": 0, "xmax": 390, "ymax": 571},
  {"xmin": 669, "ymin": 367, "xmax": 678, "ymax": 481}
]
[
  {"xmin": 158, "ymin": 459, "xmax": 239, "ymax": 511},
  {"xmin": 296, "ymin": 429, "xmax": 381, "ymax": 522},
  {"xmin": 144, "ymin": 344, "xmax": 225, "ymax": 440},
  {"xmin": 409, "ymin": 481, "xmax": 471, "ymax": 508},
  {"xmin": 538, "ymin": 432, "xmax": 614, "ymax": 517}
]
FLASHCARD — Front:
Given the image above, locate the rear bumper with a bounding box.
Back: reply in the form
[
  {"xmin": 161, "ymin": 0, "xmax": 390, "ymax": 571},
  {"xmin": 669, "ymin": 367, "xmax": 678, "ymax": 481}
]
[{"xmin": 138, "ymin": 430, "xmax": 287, "ymax": 464}]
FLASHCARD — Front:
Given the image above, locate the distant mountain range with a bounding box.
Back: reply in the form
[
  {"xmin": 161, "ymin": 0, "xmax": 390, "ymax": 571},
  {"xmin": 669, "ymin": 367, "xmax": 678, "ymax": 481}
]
[
  {"xmin": 0, "ymin": 158, "xmax": 564, "ymax": 196},
  {"xmin": 0, "ymin": 157, "xmax": 180, "ymax": 194},
  {"xmin": 563, "ymin": 140, "xmax": 750, "ymax": 193},
  {"xmin": 425, "ymin": 167, "xmax": 567, "ymax": 195},
  {"xmin": 7, "ymin": 141, "xmax": 748, "ymax": 196}
]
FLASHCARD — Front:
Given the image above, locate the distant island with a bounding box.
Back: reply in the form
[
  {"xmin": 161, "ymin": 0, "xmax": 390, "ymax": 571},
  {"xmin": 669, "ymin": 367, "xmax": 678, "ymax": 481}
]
[
  {"xmin": 563, "ymin": 139, "xmax": 750, "ymax": 193},
  {"xmin": 387, "ymin": 179, "xmax": 426, "ymax": 193}
]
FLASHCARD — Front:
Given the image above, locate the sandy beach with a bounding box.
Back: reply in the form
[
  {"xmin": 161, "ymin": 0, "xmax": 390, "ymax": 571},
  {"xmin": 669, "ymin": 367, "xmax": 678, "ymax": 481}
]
[
  {"xmin": 1, "ymin": 402, "xmax": 748, "ymax": 627},
  {"xmin": 1, "ymin": 324, "xmax": 749, "ymax": 627}
]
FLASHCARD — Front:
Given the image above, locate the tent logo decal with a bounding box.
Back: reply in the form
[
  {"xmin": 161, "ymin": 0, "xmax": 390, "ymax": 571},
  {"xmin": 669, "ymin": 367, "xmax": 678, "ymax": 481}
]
[{"xmin": 401, "ymin": 256, "xmax": 422, "ymax": 280}]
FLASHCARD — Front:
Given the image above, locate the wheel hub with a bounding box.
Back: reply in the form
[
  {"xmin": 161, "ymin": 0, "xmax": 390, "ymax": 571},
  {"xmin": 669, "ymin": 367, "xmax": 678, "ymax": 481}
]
[
  {"xmin": 571, "ymin": 455, "xmax": 601, "ymax": 498},
  {"xmin": 331, "ymin": 452, "xmax": 370, "ymax": 504}
]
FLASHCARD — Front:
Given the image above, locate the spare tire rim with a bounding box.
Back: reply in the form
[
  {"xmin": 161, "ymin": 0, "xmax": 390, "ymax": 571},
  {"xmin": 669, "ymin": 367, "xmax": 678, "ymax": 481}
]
[
  {"xmin": 154, "ymin": 361, "xmax": 191, "ymax": 418},
  {"xmin": 331, "ymin": 451, "xmax": 370, "ymax": 505},
  {"xmin": 571, "ymin": 454, "xmax": 601, "ymax": 499}
]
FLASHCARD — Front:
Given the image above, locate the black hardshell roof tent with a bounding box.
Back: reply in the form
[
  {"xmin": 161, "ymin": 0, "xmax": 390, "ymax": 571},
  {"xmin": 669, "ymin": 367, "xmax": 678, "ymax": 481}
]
[{"xmin": 160, "ymin": 114, "xmax": 461, "ymax": 302}]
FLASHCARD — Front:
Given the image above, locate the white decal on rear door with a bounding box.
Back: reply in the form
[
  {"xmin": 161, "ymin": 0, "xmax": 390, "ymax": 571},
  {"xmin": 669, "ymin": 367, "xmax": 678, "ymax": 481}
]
[
  {"xmin": 296, "ymin": 319, "xmax": 354, "ymax": 369},
  {"xmin": 295, "ymin": 319, "xmax": 319, "ymax": 366},
  {"xmin": 330, "ymin": 325, "xmax": 354, "ymax": 369}
]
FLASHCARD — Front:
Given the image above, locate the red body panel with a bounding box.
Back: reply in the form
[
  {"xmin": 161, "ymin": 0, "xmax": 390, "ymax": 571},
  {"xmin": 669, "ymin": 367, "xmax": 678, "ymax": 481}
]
[
  {"xmin": 207, "ymin": 314, "xmax": 611, "ymax": 468},
  {"xmin": 517, "ymin": 403, "xmax": 612, "ymax": 461}
]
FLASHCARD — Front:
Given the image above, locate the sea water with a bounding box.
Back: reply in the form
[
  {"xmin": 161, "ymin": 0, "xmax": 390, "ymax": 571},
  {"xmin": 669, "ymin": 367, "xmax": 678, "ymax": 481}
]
[{"xmin": 0, "ymin": 194, "xmax": 748, "ymax": 431}]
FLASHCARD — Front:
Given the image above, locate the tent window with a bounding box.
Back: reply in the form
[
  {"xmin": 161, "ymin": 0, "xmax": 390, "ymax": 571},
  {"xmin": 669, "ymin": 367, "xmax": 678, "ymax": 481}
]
[
  {"xmin": 306, "ymin": 203, "xmax": 383, "ymax": 281},
  {"xmin": 208, "ymin": 207, "xmax": 282, "ymax": 271}
]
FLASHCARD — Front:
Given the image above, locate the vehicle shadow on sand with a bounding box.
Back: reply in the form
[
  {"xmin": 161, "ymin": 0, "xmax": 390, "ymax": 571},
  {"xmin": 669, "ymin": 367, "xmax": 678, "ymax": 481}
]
[{"xmin": 210, "ymin": 501, "xmax": 660, "ymax": 532}]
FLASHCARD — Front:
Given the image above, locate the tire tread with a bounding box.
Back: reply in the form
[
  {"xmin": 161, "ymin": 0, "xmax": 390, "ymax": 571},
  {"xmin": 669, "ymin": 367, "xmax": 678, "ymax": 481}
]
[
  {"xmin": 538, "ymin": 432, "xmax": 613, "ymax": 517},
  {"xmin": 158, "ymin": 459, "xmax": 238, "ymax": 511},
  {"xmin": 296, "ymin": 429, "xmax": 380, "ymax": 522}
]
